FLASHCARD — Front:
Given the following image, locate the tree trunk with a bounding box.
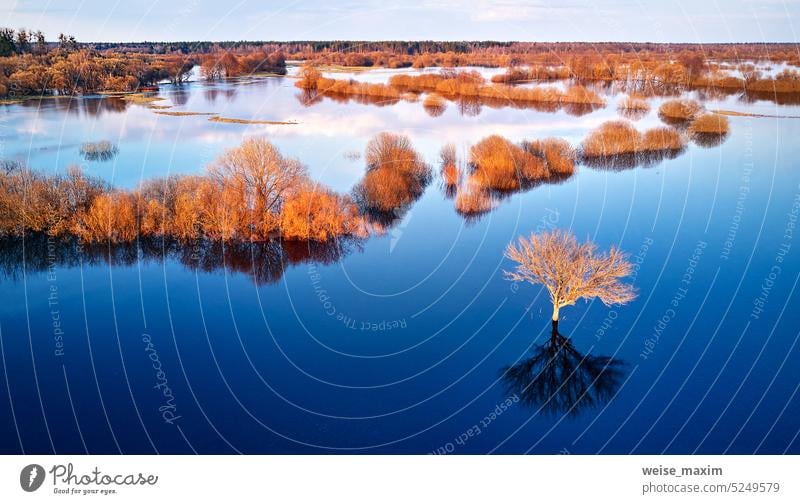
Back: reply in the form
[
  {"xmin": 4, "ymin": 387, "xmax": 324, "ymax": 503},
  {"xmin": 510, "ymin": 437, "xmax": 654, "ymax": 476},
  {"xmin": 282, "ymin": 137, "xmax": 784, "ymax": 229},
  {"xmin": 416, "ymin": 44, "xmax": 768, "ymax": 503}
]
[{"xmin": 551, "ymin": 303, "xmax": 560, "ymax": 341}]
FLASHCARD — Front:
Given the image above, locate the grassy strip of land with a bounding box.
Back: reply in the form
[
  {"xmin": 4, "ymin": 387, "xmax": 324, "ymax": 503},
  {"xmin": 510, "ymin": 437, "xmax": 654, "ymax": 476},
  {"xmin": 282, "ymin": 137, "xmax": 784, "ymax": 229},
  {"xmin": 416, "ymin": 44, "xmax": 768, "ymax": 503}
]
[
  {"xmin": 209, "ymin": 116, "xmax": 298, "ymax": 125},
  {"xmin": 154, "ymin": 111, "xmax": 217, "ymax": 116},
  {"xmin": 121, "ymin": 93, "xmax": 166, "ymax": 105},
  {"xmin": 710, "ymin": 109, "xmax": 800, "ymax": 119}
]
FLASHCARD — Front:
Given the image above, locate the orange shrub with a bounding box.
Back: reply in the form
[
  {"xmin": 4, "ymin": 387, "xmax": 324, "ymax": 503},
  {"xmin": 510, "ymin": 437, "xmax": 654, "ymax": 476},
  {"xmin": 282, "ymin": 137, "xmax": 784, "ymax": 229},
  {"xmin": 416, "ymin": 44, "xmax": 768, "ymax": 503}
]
[
  {"xmin": 469, "ymin": 135, "xmax": 548, "ymax": 191},
  {"xmin": 423, "ymin": 92, "xmax": 447, "ymax": 116},
  {"xmin": 138, "ymin": 198, "xmax": 170, "ymax": 236},
  {"xmin": 658, "ymin": 99, "xmax": 702, "ymax": 121},
  {"xmin": 281, "ymin": 184, "xmax": 358, "ymax": 241},
  {"xmin": 354, "ymin": 133, "xmax": 430, "ymax": 212},
  {"xmin": 355, "ymin": 168, "xmax": 419, "ymax": 212},
  {"xmin": 296, "ymin": 66, "xmax": 322, "ymax": 89},
  {"xmin": 642, "ymin": 127, "xmax": 686, "ymax": 151},
  {"xmin": 78, "ymin": 192, "xmax": 137, "ymax": 243},
  {"xmin": 455, "ymin": 178, "xmax": 495, "ymax": 217},
  {"xmin": 581, "ymin": 121, "xmax": 642, "ymax": 157},
  {"xmin": 208, "ymin": 137, "xmax": 307, "ymax": 239},
  {"xmin": 422, "ymin": 93, "xmax": 445, "ymax": 108},
  {"xmin": 689, "ymin": 113, "xmax": 730, "ymax": 135},
  {"xmin": 440, "ymin": 143, "xmax": 460, "ymax": 186},
  {"xmin": 582, "ymin": 121, "xmax": 687, "ymax": 159},
  {"xmin": 523, "ymin": 138, "xmax": 576, "ymax": 176},
  {"xmin": 197, "ymin": 178, "xmax": 246, "ymax": 241}
]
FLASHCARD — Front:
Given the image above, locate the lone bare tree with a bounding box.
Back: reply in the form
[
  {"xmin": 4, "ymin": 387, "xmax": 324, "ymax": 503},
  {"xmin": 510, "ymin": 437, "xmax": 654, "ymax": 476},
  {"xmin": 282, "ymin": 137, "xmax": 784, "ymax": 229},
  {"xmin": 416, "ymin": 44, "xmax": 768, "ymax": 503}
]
[{"xmin": 504, "ymin": 229, "xmax": 637, "ymax": 329}]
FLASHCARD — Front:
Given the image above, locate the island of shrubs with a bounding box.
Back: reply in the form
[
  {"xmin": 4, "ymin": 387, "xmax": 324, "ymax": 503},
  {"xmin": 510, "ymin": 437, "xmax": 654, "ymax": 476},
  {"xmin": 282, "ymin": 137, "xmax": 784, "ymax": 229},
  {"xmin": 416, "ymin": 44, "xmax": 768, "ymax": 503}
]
[
  {"xmin": 655, "ymin": 98, "xmax": 730, "ymax": 145},
  {"xmin": 296, "ymin": 67, "xmax": 605, "ymax": 111}
]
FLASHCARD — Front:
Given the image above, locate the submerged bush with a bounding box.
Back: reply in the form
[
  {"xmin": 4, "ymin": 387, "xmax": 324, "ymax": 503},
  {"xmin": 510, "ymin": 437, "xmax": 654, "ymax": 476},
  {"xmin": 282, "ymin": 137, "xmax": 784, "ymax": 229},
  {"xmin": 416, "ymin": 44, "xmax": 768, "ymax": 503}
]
[
  {"xmin": 642, "ymin": 127, "xmax": 686, "ymax": 151},
  {"xmin": 423, "ymin": 93, "xmax": 447, "ymax": 117},
  {"xmin": 469, "ymin": 135, "xmax": 548, "ymax": 191},
  {"xmin": 1, "ymin": 139, "xmax": 361, "ymax": 244},
  {"xmin": 689, "ymin": 113, "xmax": 730, "ymax": 135},
  {"xmin": 281, "ymin": 183, "xmax": 360, "ymax": 241},
  {"xmin": 80, "ymin": 141, "xmax": 119, "ymax": 162},
  {"xmin": 455, "ymin": 177, "xmax": 495, "ymax": 219},
  {"xmin": 384, "ymin": 71, "xmax": 604, "ymax": 109},
  {"xmin": 440, "ymin": 143, "xmax": 460, "ymax": 187},
  {"xmin": 522, "ymin": 138, "xmax": 576, "ymax": 176},
  {"xmin": 689, "ymin": 113, "xmax": 730, "ymax": 148},
  {"xmin": 617, "ymin": 95, "xmax": 650, "ymax": 120},
  {"xmin": 619, "ymin": 95, "xmax": 650, "ymax": 111},
  {"xmin": 353, "ymin": 133, "xmax": 431, "ymax": 213},
  {"xmin": 77, "ymin": 192, "xmax": 137, "ymax": 243},
  {"xmin": 209, "ymin": 137, "xmax": 308, "ymax": 239},
  {"xmin": 296, "ymin": 66, "xmax": 400, "ymax": 102},
  {"xmin": 581, "ymin": 121, "xmax": 642, "ymax": 157},
  {"xmin": 658, "ymin": 99, "xmax": 703, "ymax": 123},
  {"xmin": 581, "ymin": 121, "xmax": 688, "ymax": 169}
]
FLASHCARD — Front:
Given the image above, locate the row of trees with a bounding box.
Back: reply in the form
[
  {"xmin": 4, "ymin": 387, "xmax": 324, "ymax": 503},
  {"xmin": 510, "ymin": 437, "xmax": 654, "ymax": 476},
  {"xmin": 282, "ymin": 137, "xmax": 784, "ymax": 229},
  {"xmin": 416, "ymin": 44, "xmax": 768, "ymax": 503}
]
[
  {"xmin": 0, "ymin": 48, "xmax": 196, "ymax": 96},
  {"xmin": 0, "ymin": 28, "xmax": 288, "ymax": 97},
  {"xmin": 0, "ymin": 27, "xmax": 49, "ymax": 56},
  {"xmin": 0, "ymin": 138, "xmax": 360, "ymax": 243},
  {"xmin": 199, "ymin": 50, "xmax": 286, "ymax": 79}
]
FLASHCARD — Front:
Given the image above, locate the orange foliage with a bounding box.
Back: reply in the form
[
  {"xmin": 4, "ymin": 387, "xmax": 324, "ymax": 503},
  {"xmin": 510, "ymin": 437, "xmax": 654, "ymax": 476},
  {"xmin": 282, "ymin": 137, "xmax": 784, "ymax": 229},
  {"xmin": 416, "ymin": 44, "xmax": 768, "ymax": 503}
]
[
  {"xmin": 440, "ymin": 143, "xmax": 460, "ymax": 187},
  {"xmin": 689, "ymin": 113, "xmax": 730, "ymax": 135},
  {"xmin": 353, "ymin": 133, "xmax": 431, "ymax": 212},
  {"xmin": 78, "ymin": 192, "xmax": 137, "ymax": 243},
  {"xmin": 522, "ymin": 138, "xmax": 576, "ymax": 176},
  {"xmin": 455, "ymin": 177, "xmax": 495, "ymax": 217},
  {"xmin": 469, "ymin": 135, "xmax": 547, "ymax": 191},
  {"xmin": 581, "ymin": 120, "xmax": 687, "ymax": 158},
  {"xmin": 658, "ymin": 99, "xmax": 703, "ymax": 122},
  {"xmin": 281, "ymin": 183, "xmax": 359, "ymax": 241},
  {"xmin": 208, "ymin": 137, "xmax": 307, "ymax": 239}
]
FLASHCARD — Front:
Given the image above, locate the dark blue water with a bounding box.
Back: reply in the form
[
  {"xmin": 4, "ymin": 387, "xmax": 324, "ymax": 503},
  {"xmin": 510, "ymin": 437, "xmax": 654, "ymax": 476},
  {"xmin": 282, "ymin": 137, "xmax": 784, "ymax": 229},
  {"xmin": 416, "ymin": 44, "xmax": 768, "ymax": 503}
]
[{"xmin": 1, "ymin": 71, "xmax": 799, "ymax": 454}]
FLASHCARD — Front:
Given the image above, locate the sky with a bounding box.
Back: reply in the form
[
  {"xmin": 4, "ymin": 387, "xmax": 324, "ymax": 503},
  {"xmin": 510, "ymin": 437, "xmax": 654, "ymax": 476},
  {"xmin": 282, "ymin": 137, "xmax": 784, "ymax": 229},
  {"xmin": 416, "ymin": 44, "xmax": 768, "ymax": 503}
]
[{"xmin": 1, "ymin": 0, "xmax": 798, "ymax": 43}]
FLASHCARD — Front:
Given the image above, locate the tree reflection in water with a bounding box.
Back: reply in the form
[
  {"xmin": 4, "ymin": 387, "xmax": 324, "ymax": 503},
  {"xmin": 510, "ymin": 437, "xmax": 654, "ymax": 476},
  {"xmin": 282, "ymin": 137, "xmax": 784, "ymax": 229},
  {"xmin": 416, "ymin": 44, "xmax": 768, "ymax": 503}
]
[
  {"xmin": 501, "ymin": 322, "xmax": 626, "ymax": 416},
  {"xmin": 0, "ymin": 234, "xmax": 361, "ymax": 286}
]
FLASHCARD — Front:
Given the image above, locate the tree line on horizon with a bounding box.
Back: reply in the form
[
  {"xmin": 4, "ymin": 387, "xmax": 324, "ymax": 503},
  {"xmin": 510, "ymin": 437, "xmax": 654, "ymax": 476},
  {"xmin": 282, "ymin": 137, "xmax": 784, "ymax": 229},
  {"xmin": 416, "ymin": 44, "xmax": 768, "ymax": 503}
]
[{"xmin": 2, "ymin": 26, "xmax": 800, "ymax": 98}]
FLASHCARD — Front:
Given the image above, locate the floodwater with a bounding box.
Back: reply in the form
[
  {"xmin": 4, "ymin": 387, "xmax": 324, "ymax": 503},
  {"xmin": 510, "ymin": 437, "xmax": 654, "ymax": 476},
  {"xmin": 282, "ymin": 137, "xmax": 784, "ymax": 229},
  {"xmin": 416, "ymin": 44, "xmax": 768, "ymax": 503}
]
[{"xmin": 0, "ymin": 66, "xmax": 798, "ymax": 453}]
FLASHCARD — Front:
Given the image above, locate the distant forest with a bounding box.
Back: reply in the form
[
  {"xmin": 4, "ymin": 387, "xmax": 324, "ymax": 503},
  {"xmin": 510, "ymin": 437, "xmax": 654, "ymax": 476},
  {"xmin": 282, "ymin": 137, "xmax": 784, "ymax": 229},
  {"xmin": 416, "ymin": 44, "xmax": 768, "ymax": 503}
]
[{"xmin": 1, "ymin": 26, "xmax": 799, "ymax": 98}]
